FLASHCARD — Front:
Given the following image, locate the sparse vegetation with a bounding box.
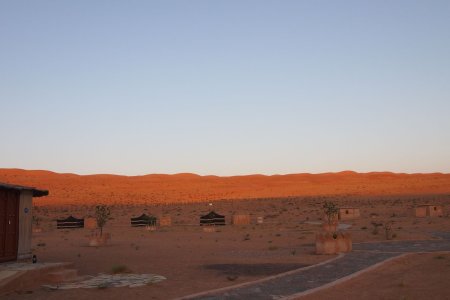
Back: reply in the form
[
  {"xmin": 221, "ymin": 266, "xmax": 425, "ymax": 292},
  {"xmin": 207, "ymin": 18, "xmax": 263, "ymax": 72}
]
[
  {"xmin": 97, "ymin": 282, "xmax": 109, "ymax": 289},
  {"xmin": 227, "ymin": 275, "xmax": 238, "ymax": 281},
  {"xmin": 323, "ymin": 201, "xmax": 338, "ymax": 225},
  {"xmin": 384, "ymin": 221, "xmax": 394, "ymax": 240},
  {"xmin": 371, "ymin": 222, "xmax": 383, "ymax": 235},
  {"xmin": 5, "ymin": 176, "xmax": 450, "ymax": 298},
  {"xmin": 32, "ymin": 215, "xmax": 41, "ymax": 227},
  {"xmin": 111, "ymin": 264, "xmax": 130, "ymax": 274},
  {"xmin": 95, "ymin": 205, "xmax": 111, "ymax": 236}
]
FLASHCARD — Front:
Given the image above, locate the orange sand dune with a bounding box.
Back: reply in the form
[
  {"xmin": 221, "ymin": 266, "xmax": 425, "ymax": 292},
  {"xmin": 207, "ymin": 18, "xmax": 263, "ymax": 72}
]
[{"xmin": 0, "ymin": 169, "xmax": 449, "ymax": 206}]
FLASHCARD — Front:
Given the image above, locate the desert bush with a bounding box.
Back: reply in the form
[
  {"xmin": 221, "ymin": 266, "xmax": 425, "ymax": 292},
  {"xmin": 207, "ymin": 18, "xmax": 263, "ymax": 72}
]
[
  {"xmin": 371, "ymin": 222, "xmax": 383, "ymax": 235},
  {"xmin": 111, "ymin": 264, "xmax": 130, "ymax": 274},
  {"xmin": 323, "ymin": 201, "xmax": 338, "ymax": 225},
  {"xmin": 32, "ymin": 215, "xmax": 41, "ymax": 227},
  {"xmin": 227, "ymin": 275, "xmax": 238, "ymax": 281},
  {"xmin": 384, "ymin": 222, "xmax": 394, "ymax": 240},
  {"xmin": 95, "ymin": 205, "xmax": 111, "ymax": 236}
]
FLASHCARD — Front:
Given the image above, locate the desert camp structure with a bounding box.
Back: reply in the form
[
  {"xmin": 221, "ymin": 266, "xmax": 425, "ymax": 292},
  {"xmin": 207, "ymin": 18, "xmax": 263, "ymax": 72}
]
[
  {"xmin": 232, "ymin": 214, "xmax": 251, "ymax": 225},
  {"xmin": 338, "ymin": 207, "xmax": 360, "ymax": 220},
  {"xmin": 0, "ymin": 182, "xmax": 48, "ymax": 262},
  {"xmin": 415, "ymin": 205, "xmax": 443, "ymax": 217},
  {"xmin": 131, "ymin": 214, "xmax": 157, "ymax": 227},
  {"xmin": 200, "ymin": 211, "xmax": 225, "ymax": 226},
  {"xmin": 56, "ymin": 216, "xmax": 84, "ymax": 229}
]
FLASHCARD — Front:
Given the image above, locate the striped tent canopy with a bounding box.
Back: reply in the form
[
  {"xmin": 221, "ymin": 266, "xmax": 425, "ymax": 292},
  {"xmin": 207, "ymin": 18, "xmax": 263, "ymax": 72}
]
[
  {"xmin": 200, "ymin": 211, "xmax": 225, "ymax": 226},
  {"xmin": 57, "ymin": 215, "xmax": 84, "ymax": 229},
  {"xmin": 131, "ymin": 214, "xmax": 157, "ymax": 227}
]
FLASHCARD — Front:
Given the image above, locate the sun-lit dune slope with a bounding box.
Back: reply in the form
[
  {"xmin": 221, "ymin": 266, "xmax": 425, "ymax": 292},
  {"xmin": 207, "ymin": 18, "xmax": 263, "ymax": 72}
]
[{"xmin": 0, "ymin": 169, "xmax": 449, "ymax": 206}]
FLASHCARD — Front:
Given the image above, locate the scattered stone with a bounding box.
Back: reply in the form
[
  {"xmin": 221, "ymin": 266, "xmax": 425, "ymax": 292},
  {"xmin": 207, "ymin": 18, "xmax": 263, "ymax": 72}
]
[{"xmin": 41, "ymin": 273, "xmax": 166, "ymax": 290}]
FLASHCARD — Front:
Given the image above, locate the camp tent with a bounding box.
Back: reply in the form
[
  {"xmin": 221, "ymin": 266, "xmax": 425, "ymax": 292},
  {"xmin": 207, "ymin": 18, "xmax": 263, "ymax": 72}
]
[
  {"xmin": 200, "ymin": 211, "xmax": 225, "ymax": 226},
  {"xmin": 131, "ymin": 214, "xmax": 157, "ymax": 227},
  {"xmin": 57, "ymin": 215, "xmax": 84, "ymax": 229}
]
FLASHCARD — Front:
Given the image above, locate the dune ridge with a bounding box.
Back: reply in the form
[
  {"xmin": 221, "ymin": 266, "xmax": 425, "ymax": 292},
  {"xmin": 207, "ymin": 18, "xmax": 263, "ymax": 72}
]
[{"xmin": 0, "ymin": 168, "xmax": 449, "ymax": 206}]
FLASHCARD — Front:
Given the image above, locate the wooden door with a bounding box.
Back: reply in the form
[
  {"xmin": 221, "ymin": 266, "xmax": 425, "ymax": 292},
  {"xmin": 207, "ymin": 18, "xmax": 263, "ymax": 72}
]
[{"xmin": 0, "ymin": 190, "xmax": 19, "ymax": 262}]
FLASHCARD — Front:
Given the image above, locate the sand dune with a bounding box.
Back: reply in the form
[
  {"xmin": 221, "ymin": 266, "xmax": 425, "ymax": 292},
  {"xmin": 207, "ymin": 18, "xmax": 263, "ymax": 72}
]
[{"xmin": 0, "ymin": 168, "xmax": 449, "ymax": 206}]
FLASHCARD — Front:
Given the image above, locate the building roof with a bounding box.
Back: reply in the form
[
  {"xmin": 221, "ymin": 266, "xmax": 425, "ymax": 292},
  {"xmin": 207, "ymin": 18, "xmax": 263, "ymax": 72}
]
[
  {"xmin": 0, "ymin": 182, "xmax": 49, "ymax": 197},
  {"xmin": 200, "ymin": 211, "xmax": 225, "ymax": 219}
]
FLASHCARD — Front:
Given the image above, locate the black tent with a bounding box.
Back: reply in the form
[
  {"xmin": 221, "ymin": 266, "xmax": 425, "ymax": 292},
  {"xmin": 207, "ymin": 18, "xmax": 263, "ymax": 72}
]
[
  {"xmin": 131, "ymin": 214, "xmax": 157, "ymax": 227},
  {"xmin": 200, "ymin": 211, "xmax": 225, "ymax": 226},
  {"xmin": 57, "ymin": 215, "xmax": 84, "ymax": 229}
]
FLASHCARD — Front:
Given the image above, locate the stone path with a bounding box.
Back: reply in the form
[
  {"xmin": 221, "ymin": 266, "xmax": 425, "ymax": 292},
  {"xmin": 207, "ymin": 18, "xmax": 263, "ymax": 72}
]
[
  {"xmin": 181, "ymin": 232, "xmax": 450, "ymax": 300},
  {"xmin": 353, "ymin": 238, "xmax": 450, "ymax": 253},
  {"xmin": 0, "ymin": 263, "xmax": 167, "ymax": 293},
  {"xmin": 42, "ymin": 273, "xmax": 166, "ymax": 290},
  {"xmin": 0, "ymin": 262, "xmax": 68, "ymax": 272}
]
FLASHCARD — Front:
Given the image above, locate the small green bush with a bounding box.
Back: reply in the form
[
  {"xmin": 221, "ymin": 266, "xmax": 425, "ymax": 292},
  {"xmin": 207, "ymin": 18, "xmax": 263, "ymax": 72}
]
[{"xmin": 111, "ymin": 264, "xmax": 130, "ymax": 274}]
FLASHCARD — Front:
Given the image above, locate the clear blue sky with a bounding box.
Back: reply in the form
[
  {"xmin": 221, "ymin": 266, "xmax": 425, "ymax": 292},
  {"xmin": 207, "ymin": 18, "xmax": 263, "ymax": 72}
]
[{"xmin": 1, "ymin": 1, "xmax": 449, "ymax": 175}]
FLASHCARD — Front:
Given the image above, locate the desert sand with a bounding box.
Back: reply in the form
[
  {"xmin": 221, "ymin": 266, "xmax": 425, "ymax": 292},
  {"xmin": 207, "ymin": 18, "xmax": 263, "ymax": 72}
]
[
  {"xmin": 0, "ymin": 168, "xmax": 449, "ymax": 206},
  {"xmin": 1, "ymin": 169, "xmax": 450, "ymax": 299},
  {"xmin": 298, "ymin": 252, "xmax": 450, "ymax": 300}
]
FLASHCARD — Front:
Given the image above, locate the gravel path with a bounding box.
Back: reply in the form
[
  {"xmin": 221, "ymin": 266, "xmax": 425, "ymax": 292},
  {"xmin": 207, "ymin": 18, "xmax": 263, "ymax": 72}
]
[{"xmin": 182, "ymin": 232, "xmax": 450, "ymax": 300}]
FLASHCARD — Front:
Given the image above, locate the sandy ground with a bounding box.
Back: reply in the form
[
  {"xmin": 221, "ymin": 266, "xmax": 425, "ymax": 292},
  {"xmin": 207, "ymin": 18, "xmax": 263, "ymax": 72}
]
[
  {"xmin": 298, "ymin": 252, "xmax": 450, "ymax": 300},
  {"xmin": 1, "ymin": 169, "xmax": 449, "ymax": 206},
  {"xmin": 2, "ymin": 195, "xmax": 450, "ymax": 299}
]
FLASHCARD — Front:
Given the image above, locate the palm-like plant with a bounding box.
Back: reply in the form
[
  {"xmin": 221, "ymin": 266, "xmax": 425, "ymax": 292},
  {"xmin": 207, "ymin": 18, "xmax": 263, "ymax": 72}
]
[{"xmin": 323, "ymin": 201, "xmax": 338, "ymax": 225}]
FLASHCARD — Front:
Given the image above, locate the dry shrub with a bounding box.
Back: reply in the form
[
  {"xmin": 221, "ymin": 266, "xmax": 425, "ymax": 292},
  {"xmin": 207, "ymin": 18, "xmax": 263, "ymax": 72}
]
[{"xmin": 111, "ymin": 264, "xmax": 131, "ymax": 274}]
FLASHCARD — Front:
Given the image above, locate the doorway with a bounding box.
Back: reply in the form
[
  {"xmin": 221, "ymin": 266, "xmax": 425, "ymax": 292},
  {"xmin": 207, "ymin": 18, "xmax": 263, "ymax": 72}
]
[{"xmin": 0, "ymin": 189, "xmax": 19, "ymax": 262}]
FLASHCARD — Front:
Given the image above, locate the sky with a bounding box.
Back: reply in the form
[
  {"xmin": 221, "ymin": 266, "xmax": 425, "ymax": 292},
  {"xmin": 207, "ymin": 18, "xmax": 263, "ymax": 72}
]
[{"xmin": 1, "ymin": 0, "xmax": 449, "ymax": 176}]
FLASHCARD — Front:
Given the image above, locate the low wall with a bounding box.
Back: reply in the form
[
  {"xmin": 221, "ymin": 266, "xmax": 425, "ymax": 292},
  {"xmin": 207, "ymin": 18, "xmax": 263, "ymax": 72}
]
[
  {"xmin": 160, "ymin": 216, "xmax": 172, "ymax": 226},
  {"xmin": 316, "ymin": 232, "xmax": 352, "ymax": 255},
  {"xmin": 339, "ymin": 208, "xmax": 360, "ymax": 220},
  {"xmin": 233, "ymin": 214, "xmax": 251, "ymax": 225}
]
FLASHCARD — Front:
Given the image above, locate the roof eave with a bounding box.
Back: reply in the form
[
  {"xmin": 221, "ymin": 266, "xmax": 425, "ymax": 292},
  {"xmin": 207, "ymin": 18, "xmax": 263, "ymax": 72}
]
[{"xmin": 0, "ymin": 182, "xmax": 49, "ymax": 197}]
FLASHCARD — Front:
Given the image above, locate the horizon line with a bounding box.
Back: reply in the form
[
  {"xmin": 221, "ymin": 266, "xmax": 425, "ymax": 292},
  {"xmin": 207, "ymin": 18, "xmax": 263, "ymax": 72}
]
[{"xmin": 0, "ymin": 168, "xmax": 448, "ymax": 178}]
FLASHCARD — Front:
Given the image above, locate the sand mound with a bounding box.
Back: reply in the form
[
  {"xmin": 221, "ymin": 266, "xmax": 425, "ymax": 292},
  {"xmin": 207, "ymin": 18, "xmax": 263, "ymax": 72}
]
[{"xmin": 0, "ymin": 169, "xmax": 449, "ymax": 206}]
